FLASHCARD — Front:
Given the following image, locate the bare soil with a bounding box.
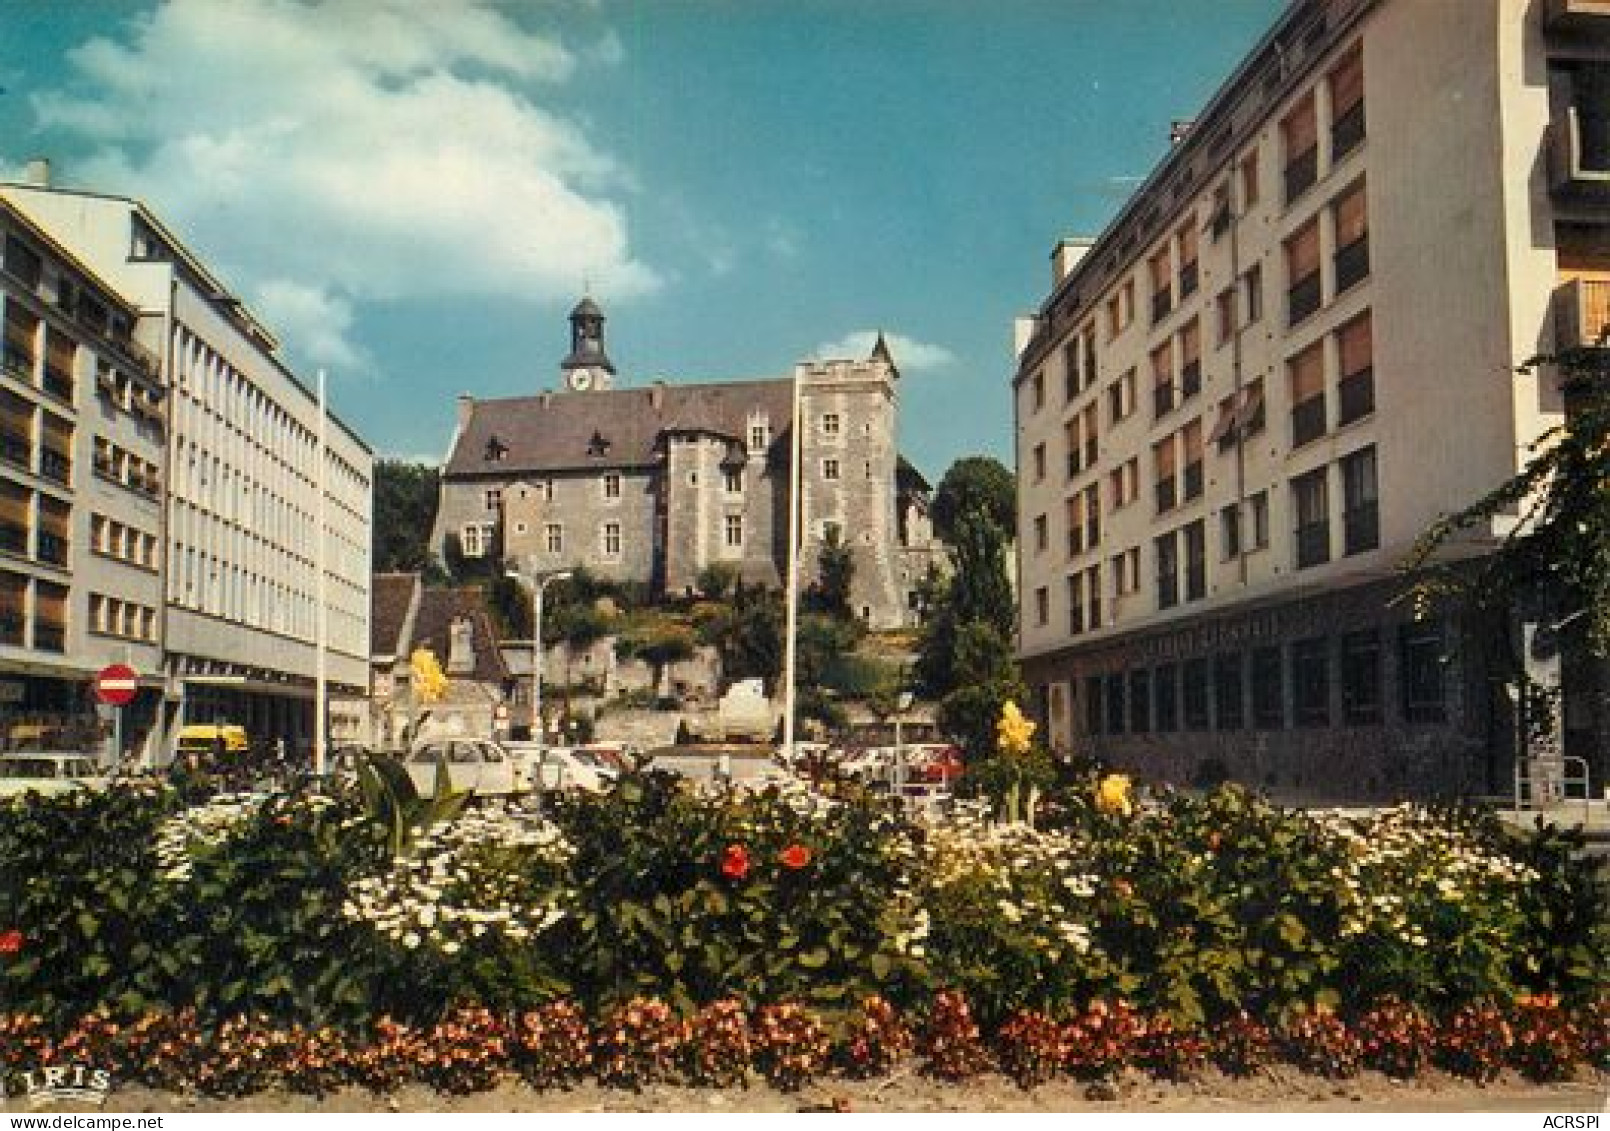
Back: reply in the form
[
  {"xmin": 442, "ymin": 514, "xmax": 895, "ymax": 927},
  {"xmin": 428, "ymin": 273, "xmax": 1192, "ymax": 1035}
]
[{"xmin": 96, "ymin": 1066, "xmax": 1609, "ymax": 1114}]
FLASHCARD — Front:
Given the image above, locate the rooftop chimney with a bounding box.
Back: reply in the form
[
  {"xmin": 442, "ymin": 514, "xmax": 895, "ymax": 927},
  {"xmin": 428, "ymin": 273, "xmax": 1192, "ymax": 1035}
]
[
  {"xmin": 650, "ymin": 379, "xmax": 666, "ymax": 410},
  {"xmin": 23, "ymin": 158, "xmax": 51, "ymax": 187},
  {"xmin": 1169, "ymin": 120, "xmax": 1195, "ymax": 146},
  {"xmin": 1052, "ymin": 237, "xmax": 1094, "ymax": 286}
]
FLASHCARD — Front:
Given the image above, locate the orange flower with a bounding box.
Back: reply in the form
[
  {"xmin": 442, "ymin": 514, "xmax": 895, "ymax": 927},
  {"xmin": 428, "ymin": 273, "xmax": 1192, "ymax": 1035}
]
[
  {"xmin": 778, "ymin": 843, "xmax": 813, "ymax": 870},
  {"xmin": 0, "ymin": 929, "xmax": 21, "ymax": 955}
]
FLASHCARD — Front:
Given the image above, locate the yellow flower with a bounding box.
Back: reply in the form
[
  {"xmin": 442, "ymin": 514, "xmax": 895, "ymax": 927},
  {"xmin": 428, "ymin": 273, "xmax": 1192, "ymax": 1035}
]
[
  {"xmin": 410, "ymin": 647, "xmax": 450, "ymax": 704},
  {"xmin": 996, "ymin": 700, "xmax": 1036, "ymax": 759},
  {"xmin": 1096, "ymin": 773, "xmax": 1133, "ymax": 817}
]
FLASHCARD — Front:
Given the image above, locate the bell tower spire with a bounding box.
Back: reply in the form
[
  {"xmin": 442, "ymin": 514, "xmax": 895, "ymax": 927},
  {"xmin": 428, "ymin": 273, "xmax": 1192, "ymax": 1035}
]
[{"xmin": 560, "ymin": 295, "xmax": 616, "ymax": 392}]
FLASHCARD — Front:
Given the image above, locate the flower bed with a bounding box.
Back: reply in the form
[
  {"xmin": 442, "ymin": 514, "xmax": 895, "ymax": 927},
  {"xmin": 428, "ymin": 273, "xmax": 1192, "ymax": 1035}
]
[{"xmin": 0, "ymin": 764, "xmax": 1605, "ymax": 1097}]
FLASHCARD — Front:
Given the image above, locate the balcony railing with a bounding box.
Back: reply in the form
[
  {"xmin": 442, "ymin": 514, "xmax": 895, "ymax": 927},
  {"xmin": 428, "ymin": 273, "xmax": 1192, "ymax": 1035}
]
[
  {"xmin": 2, "ymin": 344, "xmax": 33, "ymax": 380},
  {"xmin": 1185, "ymin": 563, "xmax": 1206, "ymax": 602},
  {"xmin": 1084, "ymin": 437, "xmax": 1098, "ymax": 468},
  {"xmin": 1179, "ymin": 261, "xmax": 1199, "ymax": 300},
  {"xmin": 1156, "ymin": 573, "xmax": 1179, "ymax": 610},
  {"xmin": 1295, "ymin": 521, "xmax": 1330, "ymax": 569},
  {"xmin": 1288, "ymin": 273, "xmax": 1323, "ymax": 325},
  {"xmin": 1548, "ymin": 104, "xmax": 1610, "ymax": 200},
  {"xmin": 1182, "ymin": 461, "xmax": 1204, "ymax": 502},
  {"xmin": 1334, "ymin": 237, "xmax": 1371, "ymax": 293},
  {"xmin": 1344, "ymin": 504, "xmax": 1380, "ymax": 556},
  {"xmin": 42, "ymin": 364, "xmax": 74, "ymax": 403},
  {"xmin": 1338, "ymin": 368, "xmax": 1375, "ymax": 425},
  {"xmin": 1292, "ymin": 396, "xmax": 1327, "ymax": 447},
  {"xmin": 36, "ymin": 532, "xmax": 69, "ymax": 567},
  {"xmin": 0, "ymin": 522, "xmax": 26, "ymax": 556},
  {"xmin": 1151, "ymin": 288, "xmax": 1172, "ymax": 325},
  {"xmin": 33, "ymin": 622, "xmax": 65, "ymax": 653},
  {"xmin": 39, "ymin": 448, "xmax": 72, "ymax": 484},
  {"xmin": 1156, "ymin": 478, "xmax": 1177, "ymax": 515},
  {"xmin": 1154, "ymin": 383, "xmax": 1176, "ymax": 418},
  {"xmin": 1555, "ymin": 278, "xmax": 1610, "ymax": 350},
  {"xmin": 1284, "ymin": 146, "xmax": 1319, "ymax": 203},
  {"xmin": 1331, "ymin": 101, "xmax": 1365, "ymax": 160},
  {"xmin": 0, "ymin": 431, "xmax": 29, "ymax": 469},
  {"xmin": 1180, "ymin": 360, "xmax": 1202, "ymax": 400}
]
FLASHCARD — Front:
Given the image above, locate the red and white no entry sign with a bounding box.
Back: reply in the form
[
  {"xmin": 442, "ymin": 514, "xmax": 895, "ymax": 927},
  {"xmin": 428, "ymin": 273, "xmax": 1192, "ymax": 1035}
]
[{"xmin": 95, "ymin": 663, "xmax": 139, "ymax": 707}]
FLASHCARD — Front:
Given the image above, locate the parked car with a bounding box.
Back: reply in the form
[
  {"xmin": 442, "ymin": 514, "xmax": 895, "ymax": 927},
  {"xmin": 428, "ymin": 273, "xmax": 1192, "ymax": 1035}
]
[
  {"xmin": 405, "ymin": 738, "xmax": 524, "ymax": 798},
  {"xmin": 504, "ymin": 742, "xmax": 617, "ymax": 794},
  {"xmin": 0, "ymin": 752, "xmax": 112, "ymax": 797}
]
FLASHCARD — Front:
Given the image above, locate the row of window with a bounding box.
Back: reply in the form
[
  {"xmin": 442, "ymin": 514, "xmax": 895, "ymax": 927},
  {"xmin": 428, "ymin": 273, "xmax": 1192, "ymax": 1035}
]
[
  {"xmin": 90, "ymin": 513, "xmax": 159, "ymax": 571},
  {"xmin": 1080, "ymin": 623, "xmax": 1445, "ymax": 741},
  {"xmin": 88, "ymin": 593, "xmax": 156, "ymax": 643},
  {"xmin": 93, "ymin": 436, "xmax": 160, "ymax": 498},
  {"xmin": 474, "ymin": 514, "xmax": 751, "ymax": 560},
  {"xmin": 0, "ymin": 569, "xmax": 67, "ymax": 652},
  {"xmin": 0, "ymin": 479, "xmax": 71, "ymax": 568}
]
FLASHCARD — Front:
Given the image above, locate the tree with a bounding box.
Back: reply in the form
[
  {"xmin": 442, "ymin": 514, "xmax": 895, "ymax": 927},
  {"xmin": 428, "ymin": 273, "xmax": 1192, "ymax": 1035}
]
[
  {"xmin": 620, "ymin": 625, "xmax": 697, "ymax": 697},
  {"xmin": 699, "ymin": 588, "xmax": 784, "ymax": 690},
  {"xmin": 936, "ymin": 620, "xmax": 1028, "ymax": 763},
  {"xmin": 931, "ymin": 456, "xmax": 1016, "ymax": 543},
  {"xmin": 809, "ymin": 526, "xmax": 855, "ymax": 620},
  {"xmin": 916, "ymin": 509, "xmax": 1016, "ymax": 699},
  {"xmin": 696, "ymin": 563, "xmax": 741, "ymax": 602},
  {"xmin": 373, "ymin": 460, "xmax": 441, "ymax": 573}
]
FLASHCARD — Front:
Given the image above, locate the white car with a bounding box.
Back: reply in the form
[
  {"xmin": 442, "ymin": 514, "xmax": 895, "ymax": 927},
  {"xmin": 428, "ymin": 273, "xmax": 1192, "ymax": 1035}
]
[
  {"xmin": 503, "ymin": 742, "xmax": 618, "ymax": 794},
  {"xmin": 0, "ymin": 752, "xmax": 112, "ymax": 797},
  {"xmin": 405, "ymin": 738, "xmax": 524, "ymax": 798}
]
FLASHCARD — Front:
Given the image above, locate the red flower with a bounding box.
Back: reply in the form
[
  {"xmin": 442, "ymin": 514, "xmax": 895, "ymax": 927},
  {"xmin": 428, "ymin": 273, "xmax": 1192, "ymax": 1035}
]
[
  {"xmin": 778, "ymin": 843, "xmax": 813, "ymax": 870},
  {"xmin": 720, "ymin": 844, "xmax": 750, "ymax": 881},
  {"xmin": 0, "ymin": 929, "xmax": 22, "ymax": 955}
]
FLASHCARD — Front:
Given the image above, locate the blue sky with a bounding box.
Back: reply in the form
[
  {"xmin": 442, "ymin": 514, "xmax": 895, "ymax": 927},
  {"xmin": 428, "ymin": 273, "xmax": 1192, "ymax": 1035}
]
[{"xmin": 0, "ymin": 0, "xmax": 1282, "ymax": 479}]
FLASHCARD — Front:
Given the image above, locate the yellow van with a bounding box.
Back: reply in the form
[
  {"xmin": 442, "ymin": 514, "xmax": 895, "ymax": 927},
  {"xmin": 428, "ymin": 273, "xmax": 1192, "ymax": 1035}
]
[{"xmin": 175, "ymin": 724, "xmax": 250, "ymax": 761}]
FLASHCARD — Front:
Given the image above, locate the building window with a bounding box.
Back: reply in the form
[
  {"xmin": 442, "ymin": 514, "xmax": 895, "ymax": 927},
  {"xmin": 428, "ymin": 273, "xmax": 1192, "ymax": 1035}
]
[
  {"xmin": 1067, "ymin": 496, "xmax": 1085, "ymax": 557},
  {"xmin": 1240, "ymin": 149, "xmax": 1260, "ymax": 209},
  {"xmin": 1030, "ymin": 373, "xmax": 1044, "ymax": 413},
  {"xmin": 484, "ymin": 488, "xmax": 502, "ymax": 510},
  {"xmin": 749, "ymin": 421, "xmax": 770, "ymax": 450},
  {"xmin": 1183, "ymin": 519, "xmax": 1206, "ymax": 602},
  {"xmin": 1341, "ymin": 445, "xmax": 1380, "ymax": 556},
  {"xmin": 1289, "ymin": 342, "xmax": 1327, "ymax": 448},
  {"xmin": 1399, "ymin": 621, "xmax": 1448, "ymax": 724},
  {"xmin": 725, "ymin": 514, "xmax": 744, "ymax": 548},
  {"xmin": 1130, "ymin": 668, "xmax": 1151, "ymax": 733},
  {"xmin": 1082, "ymin": 403, "xmax": 1099, "ymax": 468},
  {"xmin": 1062, "ymin": 340, "xmax": 1080, "ymax": 402},
  {"xmin": 1292, "ymin": 467, "xmax": 1330, "ymax": 569},
  {"xmin": 1178, "ymin": 219, "xmax": 1199, "ymax": 299},
  {"xmin": 1183, "ymin": 658, "xmax": 1210, "ymax": 730},
  {"xmin": 1084, "ymin": 484, "xmax": 1102, "ymax": 551},
  {"xmin": 1329, "ymin": 43, "xmax": 1365, "ymax": 161},
  {"xmin": 1250, "ymin": 490, "xmax": 1270, "ymax": 550},
  {"xmin": 1154, "ymin": 436, "xmax": 1177, "ymax": 514},
  {"xmin": 1034, "ymin": 513, "xmax": 1048, "ymax": 554},
  {"xmin": 1337, "ymin": 311, "xmax": 1374, "ymax": 425},
  {"xmin": 1281, "ymin": 92, "xmax": 1319, "ymax": 203},
  {"xmin": 1215, "ymin": 652, "xmax": 1245, "ymax": 730},
  {"xmin": 1155, "ymin": 529, "xmax": 1179, "ymax": 610},
  {"xmin": 1081, "ymin": 326, "xmax": 1098, "ymax": 389},
  {"xmin": 1108, "ymin": 367, "xmax": 1137, "ymax": 423},
  {"xmin": 1105, "ymin": 672, "xmax": 1126, "ymax": 735},
  {"xmin": 1085, "ymin": 563, "xmax": 1102, "ymax": 629},
  {"xmin": 1110, "ymin": 457, "xmax": 1139, "ymax": 509},
  {"xmin": 1341, "ymin": 629, "xmax": 1381, "ymax": 725},
  {"xmin": 1151, "ymin": 341, "xmax": 1175, "ymax": 418},
  {"xmin": 603, "ymin": 473, "xmax": 622, "ymax": 500},
  {"xmin": 1182, "ymin": 419, "xmax": 1204, "ymax": 501},
  {"xmin": 1292, "ymin": 636, "xmax": 1331, "ymax": 728},
  {"xmin": 1252, "ymin": 645, "xmax": 1285, "ymax": 729},
  {"xmin": 1068, "ymin": 573, "xmax": 1085, "ymax": 635},
  {"xmin": 823, "ymin": 520, "xmax": 841, "ymax": 543},
  {"xmin": 602, "ymin": 522, "xmax": 621, "ymax": 557},
  {"xmin": 724, "ymin": 468, "xmax": 743, "ymax": 494},
  {"xmin": 1333, "ymin": 180, "xmax": 1370, "ymax": 292},
  {"xmin": 1179, "ymin": 319, "xmax": 1202, "ymax": 400},
  {"xmin": 1155, "ymin": 663, "xmax": 1178, "ymax": 732},
  {"xmin": 1216, "ymin": 286, "xmax": 1236, "ymax": 345},
  {"xmin": 1066, "ymin": 418, "xmax": 1083, "ymax": 478},
  {"xmin": 823, "ymin": 458, "xmax": 840, "ymax": 481},
  {"xmin": 461, "ymin": 524, "xmax": 487, "ymax": 558},
  {"xmin": 545, "ymin": 523, "xmax": 563, "ymax": 553},
  {"xmin": 1242, "ymin": 263, "xmax": 1263, "ymax": 324},
  {"xmin": 1221, "ymin": 503, "xmax": 1242, "ymax": 560},
  {"xmin": 1032, "ymin": 444, "xmax": 1045, "ymax": 483},
  {"xmin": 1285, "ymin": 219, "xmax": 1323, "ymax": 326},
  {"xmin": 1149, "ymin": 246, "xmax": 1173, "ymax": 325},
  {"xmin": 1035, "ymin": 586, "xmax": 1049, "ymax": 627},
  {"xmin": 1112, "ymin": 546, "xmax": 1140, "ymax": 597},
  {"xmin": 822, "ymin": 412, "xmax": 841, "ymax": 436}
]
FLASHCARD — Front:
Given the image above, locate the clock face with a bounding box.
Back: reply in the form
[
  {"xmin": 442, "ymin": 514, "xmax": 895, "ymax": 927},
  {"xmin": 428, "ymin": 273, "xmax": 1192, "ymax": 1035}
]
[{"xmin": 568, "ymin": 369, "xmax": 593, "ymax": 391}]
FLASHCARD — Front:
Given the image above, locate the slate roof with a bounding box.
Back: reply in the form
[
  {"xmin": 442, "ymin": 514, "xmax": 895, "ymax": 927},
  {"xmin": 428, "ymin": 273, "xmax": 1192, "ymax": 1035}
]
[
  {"xmin": 445, "ymin": 379, "xmax": 795, "ymax": 477},
  {"xmin": 408, "ymin": 587, "xmax": 512, "ymax": 685},
  {"xmin": 371, "ymin": 573, "xmax": 420, "ymax": 659}
]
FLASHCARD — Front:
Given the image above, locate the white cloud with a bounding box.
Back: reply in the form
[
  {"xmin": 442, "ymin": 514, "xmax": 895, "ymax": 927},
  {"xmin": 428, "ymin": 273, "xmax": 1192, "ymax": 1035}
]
[
  {"xmin": 813, "ymin": 330, "xmax": 956, "ymax": 372},
  {"xmin": 26, "ymin": 0, "xmax": 657, "ymax": 364},
  {"xmin": 251, "ymin": 279, "xmax": 369, "ymax": 375}
]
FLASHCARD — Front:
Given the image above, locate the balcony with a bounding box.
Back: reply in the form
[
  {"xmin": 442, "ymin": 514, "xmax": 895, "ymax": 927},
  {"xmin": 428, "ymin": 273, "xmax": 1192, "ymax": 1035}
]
[
  {"xmin": 1334, "ymin": 237, "xmax": 1370, "ymax": 293},
  {"xmin": 1548, "ymin": 104, "xmax": 1610, "ymax": 202},
  {"xmin": 1544, "ymin": 0, "xmax": 1610, "ymax": 32},
  {"xmin": 1555, "ymin": 278, "xmax": 1610, "ymax": 350}
]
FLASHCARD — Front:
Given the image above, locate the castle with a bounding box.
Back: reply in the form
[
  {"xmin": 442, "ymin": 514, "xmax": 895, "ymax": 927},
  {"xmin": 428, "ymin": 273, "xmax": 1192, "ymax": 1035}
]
[{"xmin": 431, "ymin": 300, "xmax": 939, "ymax": 629}]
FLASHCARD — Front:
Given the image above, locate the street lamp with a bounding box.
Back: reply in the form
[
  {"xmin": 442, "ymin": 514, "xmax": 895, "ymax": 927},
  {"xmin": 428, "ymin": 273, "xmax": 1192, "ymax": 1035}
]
[
  {"xmin": 507, "ymin": 568, "xmax": 573, "ymax": 752},
  {"xmin": 893, "ymin": 691, "xmax": 914, "ymax": 800}
]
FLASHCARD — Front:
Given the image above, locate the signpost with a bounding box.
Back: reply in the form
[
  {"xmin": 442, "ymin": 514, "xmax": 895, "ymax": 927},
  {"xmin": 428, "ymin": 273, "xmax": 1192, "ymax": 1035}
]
[{"xmin": 94, "ymin": 663, "xmax": 138, "ymax": 768}]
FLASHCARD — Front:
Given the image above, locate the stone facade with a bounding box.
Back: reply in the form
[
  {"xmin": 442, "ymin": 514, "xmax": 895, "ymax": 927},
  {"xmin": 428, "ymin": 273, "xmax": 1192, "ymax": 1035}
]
[{"xmin": 433, "ymin": 301, "xmax": 935, "ymax": 630}]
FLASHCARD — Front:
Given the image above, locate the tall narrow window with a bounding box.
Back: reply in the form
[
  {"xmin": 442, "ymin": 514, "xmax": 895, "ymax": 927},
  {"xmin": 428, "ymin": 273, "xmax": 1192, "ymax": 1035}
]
[
  {"xmin": 1285, "ymin": 219, "xmax": 1323, "ymax": 325},
  {"xmin": 1215, "ymin": 653, "xmax": 1245, "ymax": 730},
  {"xmin": 1341, "ymin": 629, "xmax": 1381, "ymax": 724},
  {"xmin": 602, "ymin": 473, "xmax": 622, "ymax": 500},
  {"xmin": 1329, "ymin": 44, "xmax": 1365, "ymax": 160},
  {"xmin": 1177, "ymin": 220, "xmax": 1199, "ymax": 299},
  {"xmin": 1067, "ymin": 495, "xmax": 1084, "ymax": 557},
  {"xmin": 1281, "ymin": 93, "xmax": 1319, "ymax": 202},
  {"xmin": 1289, "ymin": 342, "xmax": 1327, "ymax": 447},
  {"xmin": 1155, "ymin": 663, "xmax": 1178, "ymax": 731},
  {"xmin": 1179, "ymin": 319, "xmax": 1202, "ymax": 399},
  {"xmin": 1068, "ymin": 573, "xmax": 1085, "ymax": 635},
  {"xmin": 1154, "ymin": 436, "xmax": 1178, "ymax": 514},
  {"xmin": 1035, "ymin": 586, "xmax": 1049, "ymax": 626},
  {"xmin": 1243, "ymin": 263, "xmax": 1264, "ymax": 324},
  {"xmin": 823, "ymin": 458, "xmax": 841, "ymax": 481},
  {"xmin": 602, "ymin": 522, "xmax": 622, "ymax": 557},
  {"xmin": 1130, "ymin": 668, "xmax": 1152, "ymax": 733},
  {"xmin": 1292, "ymin": 467, "xmax": 1330, "ymax": 568},
  {"xmin": 1292, "ymin": 637, "xmax": 1331, "ymax": 728},
  {"xmin": 545, "ymin": 523, "xmax": 563, "ymax": 554},
  {"xmin": 1340, "ymin": 445, "xmax": 1380, "ymax": 555},
  {"xmin": 1183, "ymin": 658, "xmax": 1210, "ymax": 730},
  {"xmin": 1400, "ymin": 621, "xmax": 1448, "ymax": 724},
  {"xmin": 1155, "ymin": 530, "xmax": 1179, "ymax": 609},
  {"xmin": 1085, "ymin": 563, "xmax": 1102, "ymax": 629},
  {"xmin": 1240, "ymin": 149, "xmax": 1261, "ymax": 209},
  {"xmin": 1034, "ymin": 513, "xmax": 1048, "ymax": 554},
  {"xmin": 725, "ymin": 514, "xmax": 744, "ymax": 548},
  {"xmin": 724, "ymin": 468, "xmax": 743, "ymax": 494},
  {"xmin": 1216, "ymin": 286, "xmax": 1236, "ymax": 344},
  {"xmin": 1032, "ymin": 444, "xmax": 1045, "ymax": 483},
  {"xmin": 1182, "ymin": 419, "xmax": 1204, "ymax": 502},
  {"xmin": 1183, "ymin": 519, "xmax": 1207, "ymax": 602},
  {"xmin": 1220, "ymin": 502, "xmax": 1242, "ymax": 560},
  {"xmin": 1082, "ymin": 403, "xmax": 1099, "ymax": 469},
  {"xmin": 1333, "ymin": 180, "xmax": 1370, "ymax": 292},
  {"xmin": 1252, "ymin": 645, "xmax": 1285, "ymax": 729},
  {"xmin": 1149, "ymin": 246, "xmax": 1173, "ymax": 324},
  {"xmin": 1062, "ymin": 339, "xmax": 1080, "ymax": 402},
  {"xmin": 1337, "ymin": 311, "xmax": 1374, "ymax": 425}
]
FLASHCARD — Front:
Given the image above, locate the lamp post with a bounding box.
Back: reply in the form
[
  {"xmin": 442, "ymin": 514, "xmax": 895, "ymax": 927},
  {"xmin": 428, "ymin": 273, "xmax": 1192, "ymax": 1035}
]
[
  {"xmin": 508, "ymin": 568, "xmax": 572, "ymax": 752},
  {"xmin": 893, "ymin": 691, "xmax": 914, "ymax": 800}
]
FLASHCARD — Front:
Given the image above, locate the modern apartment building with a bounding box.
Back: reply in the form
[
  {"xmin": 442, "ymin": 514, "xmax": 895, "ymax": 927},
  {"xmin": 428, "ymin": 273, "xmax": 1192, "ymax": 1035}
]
[
  {"xmin": 1, "ymin": 171, "xmax": 374, "ymax": 761},
  {"xmin": 1013, "ymin": 0, "xmax": 1609, "ymax": 799},
  {"xmin": 0, "ymin": 194, "xmax": 167, "ymax": 756},
  {"xmin": 433, "ymin": 300, "xmax": 941, "ymax": 631}
]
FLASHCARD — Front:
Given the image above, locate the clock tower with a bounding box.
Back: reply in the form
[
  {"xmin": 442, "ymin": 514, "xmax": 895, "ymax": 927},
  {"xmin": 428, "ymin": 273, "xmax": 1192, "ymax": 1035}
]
[{"xmin": 559, "ymin": 295, "xmax": 616, "ymax": 392}]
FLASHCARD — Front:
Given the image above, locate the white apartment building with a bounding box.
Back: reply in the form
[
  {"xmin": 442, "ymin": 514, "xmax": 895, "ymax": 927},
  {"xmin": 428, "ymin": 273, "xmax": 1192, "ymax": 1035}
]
[
  {"xmin": 1, "ymin": 173, "xmax": 373, "ymax": 759},
  {"xmin": 1013, "ymin": 0, "xmax": 1609, "ymax": 800}
]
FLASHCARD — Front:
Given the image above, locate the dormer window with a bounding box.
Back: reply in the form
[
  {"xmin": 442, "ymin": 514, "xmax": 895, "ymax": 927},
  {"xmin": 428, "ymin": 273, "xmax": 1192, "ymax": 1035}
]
[
  {"xmin": 747, "ymin": 410, "xmax": 771, "ymax": 453},
  {"xmin": 587, "ymin": 430, "xmax": 611, "ymax": 457},
  {"xmin": 484, "ymin": 435, "xmax": 508, "ymax": 462}
]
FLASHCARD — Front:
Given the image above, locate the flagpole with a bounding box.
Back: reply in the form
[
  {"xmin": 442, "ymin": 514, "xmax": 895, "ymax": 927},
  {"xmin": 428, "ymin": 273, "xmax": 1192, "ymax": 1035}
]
[
  {"xmin": 781, "ymin": 364, "xmax": 802, "ymax": 761},
  {"xmin": 314, "ymin": 368, "xmax": 329, "ymax": 778}
]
